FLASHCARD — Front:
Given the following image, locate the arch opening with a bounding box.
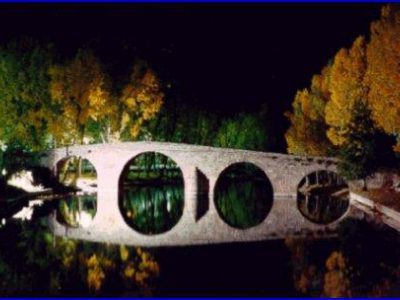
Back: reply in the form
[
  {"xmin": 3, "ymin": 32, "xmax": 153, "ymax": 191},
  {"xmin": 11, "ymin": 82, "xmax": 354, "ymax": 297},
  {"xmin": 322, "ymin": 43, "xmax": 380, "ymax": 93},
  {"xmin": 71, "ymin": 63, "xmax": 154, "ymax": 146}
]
[
  {"xmin": 214, "ymin": 162, "xmax": 273, "ymax": 229},
  {"xmin": 297, "ymin": 170, "xmax": 350, "ymax": 225},
  {"xmin": 56, "ymin": 156, "xmax": 97, "ymax": 228},
  {"xmin": 118, "ymin": 152, "xmax": 184, "ymax": 235}
]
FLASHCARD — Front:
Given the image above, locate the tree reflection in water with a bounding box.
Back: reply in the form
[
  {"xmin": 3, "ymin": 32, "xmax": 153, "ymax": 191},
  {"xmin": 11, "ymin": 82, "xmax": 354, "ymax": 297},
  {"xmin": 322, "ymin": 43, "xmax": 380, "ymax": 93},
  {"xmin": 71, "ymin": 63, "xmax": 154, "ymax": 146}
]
[
  {"xmin": 121, "ymin": 184, "xmax": 184, "ymax": 234},
  {"xmin": 57, "ymin": 194, "xmax": 97, "ymax": 228},
  {"xmin": 214, "ymin": 162, "xmax": 273, "ymax": 229},
  {"xmin": 56, "ymin": 156, "xmax": 97, "ymax": 228},
  {"xmin": 297, "ymin": 170, "xmax": 350, "ymax": 224},
  {"xmin": 119, "ymin": 152, "xmax": 184, "ymax": 235}
]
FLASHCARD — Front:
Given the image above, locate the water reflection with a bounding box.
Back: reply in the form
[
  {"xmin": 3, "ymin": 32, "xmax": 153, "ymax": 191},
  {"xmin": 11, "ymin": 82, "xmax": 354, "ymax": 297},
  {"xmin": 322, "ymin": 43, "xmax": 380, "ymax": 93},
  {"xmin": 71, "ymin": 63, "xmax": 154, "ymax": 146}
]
[
  {"xmin": 57, "ymin": 194, "xmax": 96, "ymax": 228},
  {"xmin": 297, "ymin": 170, "xmax": 350, "ymax": 224},
  {"xmin": 121, "ymin": 184, "xmax": 184, "ymax": 234},
  {"xmin": 56, "ymin": 156, "xmax": 98, "ymax": 228},
  {"xmin": 119, "ymin": 152, "xmax": 185, "ymax": 235},
  {"xmin": 214, "ymin": 163, "xmax": 273, "ymax": 229}
]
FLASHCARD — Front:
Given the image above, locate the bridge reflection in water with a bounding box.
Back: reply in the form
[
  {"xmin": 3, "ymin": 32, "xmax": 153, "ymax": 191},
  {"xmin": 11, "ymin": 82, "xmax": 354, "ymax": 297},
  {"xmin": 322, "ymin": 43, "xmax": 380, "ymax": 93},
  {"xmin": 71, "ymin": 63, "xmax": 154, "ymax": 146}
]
[{"xmin": 38, "ymin": 142, "xmax": 357, "ymax": 246}]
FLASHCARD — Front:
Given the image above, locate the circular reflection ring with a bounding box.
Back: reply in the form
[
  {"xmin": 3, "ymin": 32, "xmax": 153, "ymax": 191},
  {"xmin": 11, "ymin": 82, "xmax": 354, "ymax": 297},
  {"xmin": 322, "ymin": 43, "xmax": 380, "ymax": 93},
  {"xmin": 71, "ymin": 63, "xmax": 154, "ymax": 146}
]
[
  {"xmin": 214, "ymin": 162, "xmax": 274, "ymax": 230},
  {"xmin": 118, "ymin": 152, "xmax": 185, "ymax": 235},
  {"xmin": 56, "ymin": 156, "xmax": 98, "ymax": 228},
  {"xmin": 296, "ymin": 170, "xmax": 350, "ymax": 225}
]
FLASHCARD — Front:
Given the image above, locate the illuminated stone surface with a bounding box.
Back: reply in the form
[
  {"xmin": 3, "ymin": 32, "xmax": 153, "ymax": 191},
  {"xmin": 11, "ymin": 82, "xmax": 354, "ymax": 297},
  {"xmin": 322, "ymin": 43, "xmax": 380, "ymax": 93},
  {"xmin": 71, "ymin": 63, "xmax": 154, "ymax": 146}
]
[{"xmin": 38, "ymin": 141, "xmax": 357, "ymax": 246}]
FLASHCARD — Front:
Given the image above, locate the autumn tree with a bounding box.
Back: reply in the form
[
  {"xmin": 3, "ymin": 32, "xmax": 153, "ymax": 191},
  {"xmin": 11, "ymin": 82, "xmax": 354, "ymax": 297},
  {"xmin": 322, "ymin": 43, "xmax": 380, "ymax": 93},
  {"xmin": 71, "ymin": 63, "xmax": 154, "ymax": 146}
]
[
  {"xmin": 325, "ymin": 36, "xmax": 369, "ymax": 146},
  {"xmin": 102, "ymin": 60, "xmax": 164, "ymax": 142},
  {"xmin": 285, "ymin": 65, "xmax": 333, "ymax": 156},
  {"xmin": 48, "ymin": 49, "xmax": 111, "ymax": 146},
  {"xmin": 366, "ymin": 5, "xmax": 400, "ymax": 151},
  {"xmin": 0, "ymin": 37, "xmax": 55, "ymax": 150}
]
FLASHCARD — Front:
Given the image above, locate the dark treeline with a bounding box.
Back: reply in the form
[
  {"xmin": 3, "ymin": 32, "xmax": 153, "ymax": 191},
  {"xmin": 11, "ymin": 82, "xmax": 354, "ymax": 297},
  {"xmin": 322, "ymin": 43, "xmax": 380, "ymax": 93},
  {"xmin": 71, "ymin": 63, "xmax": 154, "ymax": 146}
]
[{"xmin": 140, "ymin": 98, "xmax": 272, "ymax": 151}]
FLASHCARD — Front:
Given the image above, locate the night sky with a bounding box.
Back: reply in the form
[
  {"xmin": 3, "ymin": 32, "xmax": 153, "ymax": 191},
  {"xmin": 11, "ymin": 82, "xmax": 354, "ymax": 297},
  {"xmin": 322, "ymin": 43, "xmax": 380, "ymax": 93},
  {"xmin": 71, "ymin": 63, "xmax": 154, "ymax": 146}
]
[{"xmin": 0, "ymin": 3, "xmax": 382, "ymax": 140}]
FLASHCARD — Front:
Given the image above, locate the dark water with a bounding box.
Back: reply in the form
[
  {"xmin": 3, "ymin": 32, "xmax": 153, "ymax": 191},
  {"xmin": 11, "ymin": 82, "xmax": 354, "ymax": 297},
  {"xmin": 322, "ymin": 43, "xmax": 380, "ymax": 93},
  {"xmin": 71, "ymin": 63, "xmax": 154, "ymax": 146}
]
[
  {"xmin": 2, "ymin": 189, "xmax": 400, "ymax": 296},
  {"xmin": 153, "ymin": 240, "xmax": 298, "ymax": 297},
  {"xmin": 3, "ymin": 156, "xmax": 399, "ymax": 296},
  {"xmin": 120, "ymin": 184, "xmax": 184, "ymax": 234}
]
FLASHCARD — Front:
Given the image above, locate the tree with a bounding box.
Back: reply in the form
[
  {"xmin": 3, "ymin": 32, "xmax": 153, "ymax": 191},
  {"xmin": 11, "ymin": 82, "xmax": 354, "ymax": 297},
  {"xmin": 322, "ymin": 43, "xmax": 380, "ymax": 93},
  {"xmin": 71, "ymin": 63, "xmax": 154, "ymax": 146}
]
[
  {"xmin": 325, "ymin": 36, "xmax": 368, "ymax": 146},
  {"xmin": 104, "ymin": 60, "xmax": 164, "ymax": 142},
  {"xmin": 285, "ymin": 65, "xmax": 333, "ymax": 156},
  {"xmin": 338, "ymin": 101, "xmax": 378, "ymax": 190},
  {"xmin": 0, "ymin": 37, "xmax": 55, "ymax": 150},
  {"xmin": 214, "ymin": 113, "xmax": 268, "ymax": 151},
  {"xmin": 48, "ymin": 49, "xmax": 111, "ymax": 146},
  {"xmin": 366, "ymin": 5, "xmax": 400, "ymax": 151}
]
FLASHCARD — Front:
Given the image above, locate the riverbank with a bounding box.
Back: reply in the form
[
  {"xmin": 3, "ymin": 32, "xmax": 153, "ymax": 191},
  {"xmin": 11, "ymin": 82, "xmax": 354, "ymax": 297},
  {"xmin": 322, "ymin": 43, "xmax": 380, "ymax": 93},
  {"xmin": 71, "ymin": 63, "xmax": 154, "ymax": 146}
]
[{"xmin": 350, "ymin": 191, "xmax": 400, "ymax": 231}]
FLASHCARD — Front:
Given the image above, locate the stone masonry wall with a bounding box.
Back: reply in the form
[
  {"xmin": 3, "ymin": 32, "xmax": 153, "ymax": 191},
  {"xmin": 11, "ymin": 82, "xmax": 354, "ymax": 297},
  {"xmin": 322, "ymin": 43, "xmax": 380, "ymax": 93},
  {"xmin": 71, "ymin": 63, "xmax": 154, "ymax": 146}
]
[{"xmin": 38, "ymin": 142, "xmax": 353, "ymax": 246}]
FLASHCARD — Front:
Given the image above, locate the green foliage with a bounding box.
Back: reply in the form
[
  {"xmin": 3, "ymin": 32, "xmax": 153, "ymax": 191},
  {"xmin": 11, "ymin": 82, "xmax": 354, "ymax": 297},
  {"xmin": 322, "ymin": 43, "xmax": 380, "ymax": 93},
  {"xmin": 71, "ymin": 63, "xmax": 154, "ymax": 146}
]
[
  {"xmin": 214, "ymin": 113, "xmax": 268, "ymax": 151},
  {"xmin": 0, "ymin": 36, "xmax": 272, "ymax": 152},
  {"xmin": 338, "ymin": 101, "xmax": 378, "ymax": 182},
  {"xmin": 143, "ymin": 101, "xmax": 219, "ymax": 146},
  {"xmin": 214, "ymin": 163, "xmax": 273, "ymax": 229},
  {"xmin": 0, "ymin": 215, "xmax": 159, "ymax": 296},
  {"xmin": 143, "ymin": 100, "xmax": 271, "ymax": 151},
  {"xmin": 0, "ymin": 141, "xmax": 41, "ymax": 183},
  {"xmin": 0, "ymin": 37, "xmax": 56, "ymax": 150}
]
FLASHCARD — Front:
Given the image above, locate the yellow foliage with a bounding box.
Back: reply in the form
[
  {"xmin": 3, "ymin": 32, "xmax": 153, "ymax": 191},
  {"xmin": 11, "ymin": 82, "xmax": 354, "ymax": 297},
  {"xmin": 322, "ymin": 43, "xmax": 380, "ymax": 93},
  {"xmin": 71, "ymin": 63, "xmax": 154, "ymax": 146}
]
[
  {"xmin": 85, "ymin": 253, "xmax": 115, "ymax": 293},
  {"xmin": 393, "ymin": 144, "xmax": 400, "ymax": 153},
  {"xmin": 111, "ymin": 62, "xmax": 164, "ymax": 140},
  {"xmin": 366, "ymin": 5, "xmax": 400, "ymax": 148},
  {"xmin": 124, "ymin": 247, "xmax": 160, "ymax": 287},
  {"xmin": 285, "ymin": 64, "xmax": 333, "ymax": 156},
  {"xmin": 323, "ymin": 251, "xmax": 351, "ymax": 297},
  {"xmin": 86, "ymin": 254, "xmax": 105, "ymax": 292},
  {"xmin": 120, "ymin": 245, "xmax": 130, "ymax": 262},
  {"xmin": 295, "ymin": 265, "xmax": 317, "ymax": 294},
  {"xmin": 124, "ymin": 263, "xmax": 135, "ymax": 278},
  {"xmin": 325, "ymin": 36, "xmax": 368, "ymax": 146},
  {"xmin": 48, "ymin": 49, "xmax": 111, "ymax": 145}
]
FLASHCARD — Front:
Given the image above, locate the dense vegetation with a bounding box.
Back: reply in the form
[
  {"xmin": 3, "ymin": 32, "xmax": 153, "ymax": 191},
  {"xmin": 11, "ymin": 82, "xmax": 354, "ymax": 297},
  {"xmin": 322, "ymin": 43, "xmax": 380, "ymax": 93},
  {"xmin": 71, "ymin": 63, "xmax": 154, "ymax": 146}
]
[
  {"xmin": 1, "ymin": 4, "xmax": 400, "ymax": 297},
  {"xmin": 0, "ymin": 38, "xmax": 272, "ymax": 156},
  {"xmin": 285, "ymin": 5, "xmax": 400, "ymax": 181},
  {"xmin": 0, "ymin": 215, "xmax": 160, "ymax": 296},
  {"xmin": 0, "ymin": 29, "xmax": 273, "ymax": 296}
]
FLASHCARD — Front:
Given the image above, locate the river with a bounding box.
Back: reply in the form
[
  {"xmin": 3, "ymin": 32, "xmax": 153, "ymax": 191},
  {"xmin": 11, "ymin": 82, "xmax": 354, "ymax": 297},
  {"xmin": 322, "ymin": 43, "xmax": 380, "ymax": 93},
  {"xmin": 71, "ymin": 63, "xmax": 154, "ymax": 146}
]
[{"xmin": 1, "ymin": 157, "xmax": 400, "ymax": 296}]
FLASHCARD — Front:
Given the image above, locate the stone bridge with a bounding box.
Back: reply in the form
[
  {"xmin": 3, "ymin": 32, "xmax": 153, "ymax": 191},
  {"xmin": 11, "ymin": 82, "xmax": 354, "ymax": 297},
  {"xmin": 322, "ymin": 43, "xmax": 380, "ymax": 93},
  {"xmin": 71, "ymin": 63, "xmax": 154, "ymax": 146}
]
[{"xmin": 38, "ymin": 141, "xmax": 356, "ymax": 246}]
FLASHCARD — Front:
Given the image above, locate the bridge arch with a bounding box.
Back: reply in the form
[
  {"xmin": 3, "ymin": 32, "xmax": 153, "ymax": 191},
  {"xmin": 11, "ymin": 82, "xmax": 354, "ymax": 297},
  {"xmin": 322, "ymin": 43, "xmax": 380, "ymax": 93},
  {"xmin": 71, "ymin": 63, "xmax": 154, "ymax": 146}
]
[
  {"xmin": 213, "ymin": 161, "xmax": 274, "ymax": 229},
  {"xmin": 296, "ymin": 169, "xmax": 350, "ymax": 225},
  {"xmin": 55, "ymin": 155, "xmax": 98, "ymax": 228},
  {"xmin": 117, "ymin": 151, "xmax": 186, "ymax": 235}
]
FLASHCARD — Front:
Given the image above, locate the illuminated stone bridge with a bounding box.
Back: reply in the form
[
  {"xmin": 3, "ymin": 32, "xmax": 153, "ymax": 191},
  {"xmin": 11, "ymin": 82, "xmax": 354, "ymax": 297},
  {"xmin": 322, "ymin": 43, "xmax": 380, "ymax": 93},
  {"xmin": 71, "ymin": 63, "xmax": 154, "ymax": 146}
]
[{"xmin": 37, "ymin": 141, "xmax": 357, "ymax": 246}]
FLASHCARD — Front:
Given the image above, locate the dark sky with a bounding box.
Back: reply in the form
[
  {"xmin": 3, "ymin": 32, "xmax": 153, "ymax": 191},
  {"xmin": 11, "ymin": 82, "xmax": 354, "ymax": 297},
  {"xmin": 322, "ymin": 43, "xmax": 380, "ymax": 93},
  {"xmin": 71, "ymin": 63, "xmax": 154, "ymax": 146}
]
[{"xmin": 0, "ymin": 3, "xmax": 382, "ymax": 119}]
